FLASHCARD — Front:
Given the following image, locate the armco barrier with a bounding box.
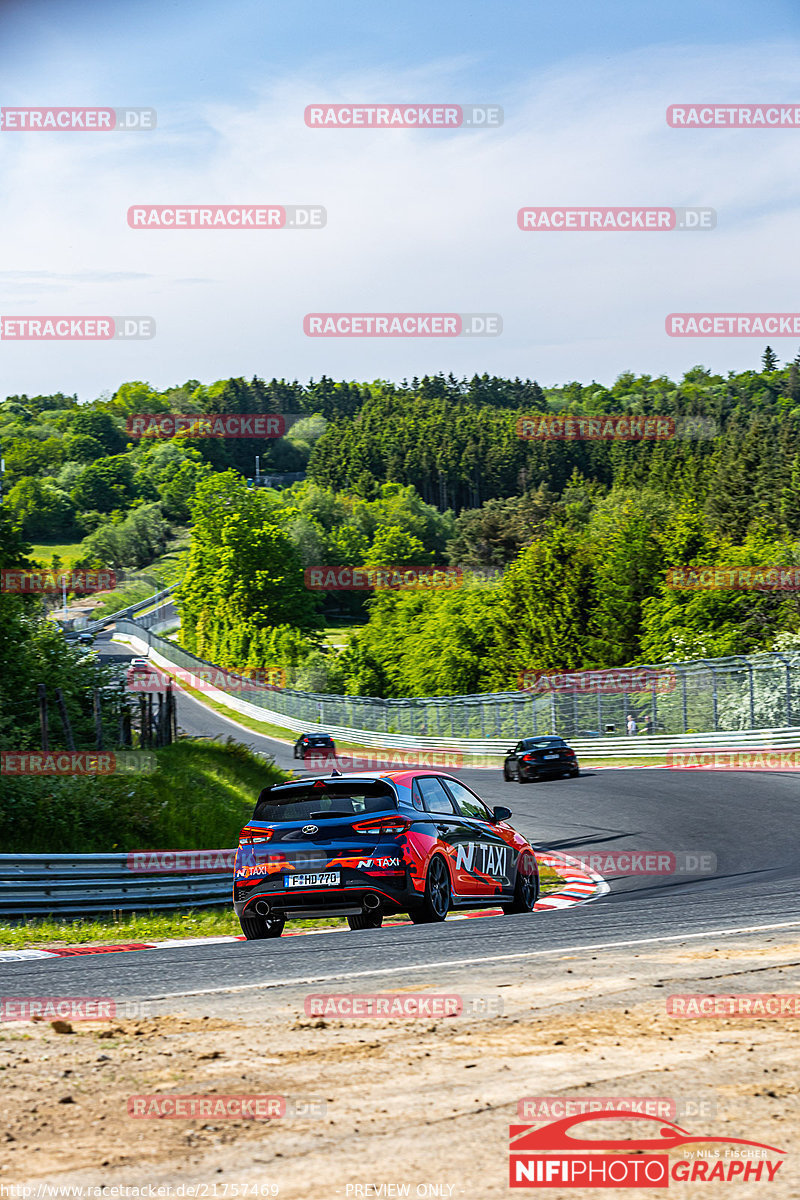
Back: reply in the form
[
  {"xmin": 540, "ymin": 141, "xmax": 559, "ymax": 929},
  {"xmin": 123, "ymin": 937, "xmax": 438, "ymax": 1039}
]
[
  {"xmin": 114, "ymin": 623, "xmax": 800, "ymax": 759},
  {"xmin": 86, "ymin": 584, "xmax": 177, "ymax": 633},
  {"xmin": 0, "ymin": 853, "xmax": 232, "ymax": 918}
]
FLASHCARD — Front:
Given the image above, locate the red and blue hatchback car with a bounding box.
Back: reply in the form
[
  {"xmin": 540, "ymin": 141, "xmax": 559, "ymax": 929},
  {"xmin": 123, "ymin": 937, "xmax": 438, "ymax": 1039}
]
[{"xmin": 233, "ymin": 770, "xmax": 540, "ymax": 938}]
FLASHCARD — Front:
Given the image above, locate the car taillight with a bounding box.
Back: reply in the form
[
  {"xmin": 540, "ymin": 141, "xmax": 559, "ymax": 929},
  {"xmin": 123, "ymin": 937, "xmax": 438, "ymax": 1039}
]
[
  {"xmin": 239, "ymin": 825, "xmax": 274, "ymax": 845},
  {"xmin": 566, "ymin": 749, "xmax": 576, "ymax": 757},
  {"xmin": 521, "ymin": 754, "xmax": 534, "ymax": 762},
  {"xmin": 351, "ymin": 816, "xmax": 411, "ymax": 836}
]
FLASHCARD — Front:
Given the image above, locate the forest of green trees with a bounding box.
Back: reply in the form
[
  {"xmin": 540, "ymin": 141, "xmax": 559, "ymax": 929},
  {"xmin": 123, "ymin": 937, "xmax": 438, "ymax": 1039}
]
[{"xmin": 3, "ymin": 351, "xmax": 800, "ymax": 699}]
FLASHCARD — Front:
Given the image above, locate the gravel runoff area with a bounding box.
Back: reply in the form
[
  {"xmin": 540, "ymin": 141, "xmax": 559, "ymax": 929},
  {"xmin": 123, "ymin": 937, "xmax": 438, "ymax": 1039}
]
[{"xmin": 0, "ymin": 928, "xmax": 797, "ymax": 1197}]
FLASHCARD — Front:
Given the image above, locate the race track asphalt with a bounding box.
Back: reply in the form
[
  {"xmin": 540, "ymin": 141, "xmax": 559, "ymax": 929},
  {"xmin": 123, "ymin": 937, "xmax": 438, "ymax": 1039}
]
[{"xmin": 5, "ymin": 631, "xmax": 799, "ymax": 1003}]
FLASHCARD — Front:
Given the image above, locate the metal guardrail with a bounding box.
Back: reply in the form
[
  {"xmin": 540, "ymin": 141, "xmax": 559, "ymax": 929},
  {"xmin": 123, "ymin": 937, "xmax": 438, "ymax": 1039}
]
[
  {"xmin": 86, "ymin": 585, "xmax": 177, "ymax": 633},
  {"xmin": 0, "ymin": 853, "xmax": 232, "ymax": 918}
]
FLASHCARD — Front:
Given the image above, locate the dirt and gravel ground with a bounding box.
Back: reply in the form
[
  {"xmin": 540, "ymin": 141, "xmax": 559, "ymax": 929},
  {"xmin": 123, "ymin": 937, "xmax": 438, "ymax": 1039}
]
[{"xmin": 1, "ymin": 930, "xmax": 797, "ymax": 1198}]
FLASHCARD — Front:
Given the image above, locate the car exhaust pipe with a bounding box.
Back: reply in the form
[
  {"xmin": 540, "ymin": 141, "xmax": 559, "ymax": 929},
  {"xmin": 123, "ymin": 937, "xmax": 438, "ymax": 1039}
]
[
  {"xmin": 363, "ymin": 893, "xmax": 381, "ymax": 911},
  {"xmin": 255, "ymin": 900, "xmax": 271, "ymax": 917}
]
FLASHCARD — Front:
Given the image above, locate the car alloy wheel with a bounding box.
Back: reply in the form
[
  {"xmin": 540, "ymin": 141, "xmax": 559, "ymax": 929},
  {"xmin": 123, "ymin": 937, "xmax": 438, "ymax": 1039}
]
[
  {"xmin": 504, "ymin": 853, "xmax": 539, "ymax": 914},
  {"xmin": 410, "ymin": 854, "xmax": 450, "ymax": 923}
]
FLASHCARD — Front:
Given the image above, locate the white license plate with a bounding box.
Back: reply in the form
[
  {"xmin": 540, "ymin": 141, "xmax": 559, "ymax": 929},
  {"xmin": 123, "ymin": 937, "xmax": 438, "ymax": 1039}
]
[
  {"xmin": 544, "ymin": 753, "xmax": 559, "ymax": 760},
  {"xmin": 284, "ymin": 871, "xmax": 340, "ymax": 888}
]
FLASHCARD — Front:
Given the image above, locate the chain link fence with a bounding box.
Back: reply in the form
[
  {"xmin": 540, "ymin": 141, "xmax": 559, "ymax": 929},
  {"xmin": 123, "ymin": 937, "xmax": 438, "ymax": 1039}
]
[{"xmin": 116, "ymin": 617, "xmax": 800, "ymax": 739}]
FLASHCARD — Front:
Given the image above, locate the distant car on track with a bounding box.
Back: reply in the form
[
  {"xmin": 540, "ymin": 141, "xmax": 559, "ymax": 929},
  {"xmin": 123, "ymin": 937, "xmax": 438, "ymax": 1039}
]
[
  {"xmin": 293, "ymin": 732, "xmax": 336, "ymax": 760},
  {"xmin": 503, "ymin": 736, "xmax": 579, "ymax": 783},
  {"xmin": 233, "ymin": 770, "xmax": 539, "ymax": 938},
  {"xmin": 128, "ymin": 657, "xmax": 151, "ymax": 673}
]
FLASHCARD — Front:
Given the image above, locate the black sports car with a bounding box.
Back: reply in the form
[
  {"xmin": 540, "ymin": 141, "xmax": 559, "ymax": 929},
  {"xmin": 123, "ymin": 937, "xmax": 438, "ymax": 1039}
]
[{"xmin": 503, "ymin": 736, "xmax": 580, "ymax": 782}]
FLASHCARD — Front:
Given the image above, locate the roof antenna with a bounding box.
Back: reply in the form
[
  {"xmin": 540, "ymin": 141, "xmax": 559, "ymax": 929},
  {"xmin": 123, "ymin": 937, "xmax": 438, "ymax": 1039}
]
[{"xmin": 330, "ymin": 768, "xmax": 343, "ymax": 777}]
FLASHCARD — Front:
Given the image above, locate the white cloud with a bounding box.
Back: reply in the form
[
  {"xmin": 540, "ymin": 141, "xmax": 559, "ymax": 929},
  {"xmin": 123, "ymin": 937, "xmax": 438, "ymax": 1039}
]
[{"xmin": 1, "ymin": 40, "xmax": 799, "ymax": 398}]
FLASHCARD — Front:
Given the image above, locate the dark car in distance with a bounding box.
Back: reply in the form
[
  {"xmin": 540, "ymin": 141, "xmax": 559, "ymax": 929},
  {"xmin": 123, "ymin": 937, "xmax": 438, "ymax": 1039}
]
[
  {"xmin": 233, "ymin": 769, "xmax": 539, "ymax": 938},
  {"xmin": 503, "ymin": 736, "xmax": 580, "ymax": 783},
  {"xmin": 293, "ymin": 733, "xmax": 337, "ymax": 760}
]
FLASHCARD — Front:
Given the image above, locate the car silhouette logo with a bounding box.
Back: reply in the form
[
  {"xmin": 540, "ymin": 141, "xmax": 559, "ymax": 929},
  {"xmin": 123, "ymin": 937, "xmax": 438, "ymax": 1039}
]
[{"xmin": 302, "ymin": 825, "xmax": 319, "ymax": 835}]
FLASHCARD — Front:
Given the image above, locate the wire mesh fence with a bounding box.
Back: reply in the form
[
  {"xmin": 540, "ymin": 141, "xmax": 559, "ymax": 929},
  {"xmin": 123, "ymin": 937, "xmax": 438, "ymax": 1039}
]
[{"xmin": 116, "ymin": 617, "xmax": 800, "ymax": 739}]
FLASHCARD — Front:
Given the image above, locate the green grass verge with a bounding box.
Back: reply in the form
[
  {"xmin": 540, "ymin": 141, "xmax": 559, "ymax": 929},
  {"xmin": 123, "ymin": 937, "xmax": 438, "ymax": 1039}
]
[
  {"xmin": 1, "ymin": 864, "xmax": 567, "ymax": 948},
  {"xmin": 0, "ymin": 737, "xmax": 286, "ymax": 854}
]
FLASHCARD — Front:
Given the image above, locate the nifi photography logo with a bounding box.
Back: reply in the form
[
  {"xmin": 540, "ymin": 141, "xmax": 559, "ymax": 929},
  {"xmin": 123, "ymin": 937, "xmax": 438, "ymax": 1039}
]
[{"xmin": 508, "ymin": 1112, "xmax": 785, "ymax": 1187}]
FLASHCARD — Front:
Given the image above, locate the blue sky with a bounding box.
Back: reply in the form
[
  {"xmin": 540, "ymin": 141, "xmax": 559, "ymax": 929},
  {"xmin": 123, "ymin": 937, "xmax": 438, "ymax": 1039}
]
[{"xmin": 1, "ymin": 0, "xmax": 800, "ymax": 398}]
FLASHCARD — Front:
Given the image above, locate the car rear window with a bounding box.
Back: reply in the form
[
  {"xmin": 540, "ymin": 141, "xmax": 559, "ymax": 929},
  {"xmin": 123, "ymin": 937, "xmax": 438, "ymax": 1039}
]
[
  {"xmin": 253, "ymin": 781, "xmax": 397, "ymax": 822},
  {"xmin": 523, "ymin": 738, "xmax": 565, "ymax": 749}
]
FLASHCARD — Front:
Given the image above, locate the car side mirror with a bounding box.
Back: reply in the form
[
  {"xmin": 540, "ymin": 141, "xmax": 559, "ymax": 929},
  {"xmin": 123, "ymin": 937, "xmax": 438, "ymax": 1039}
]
[
  {"xmin": 492, "ymin": 805, "xmax": 512, "ymax": 822},
  {"xmin": 506, "ymin": 748, "xmax": 516, "ymax": 755}
]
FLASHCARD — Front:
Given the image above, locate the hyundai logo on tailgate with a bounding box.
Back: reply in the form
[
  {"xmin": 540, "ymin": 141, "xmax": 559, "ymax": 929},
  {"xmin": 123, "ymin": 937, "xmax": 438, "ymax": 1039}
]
[{"xmin": 302, "ymin": 825, "xmax": 319, "ymax": 835}]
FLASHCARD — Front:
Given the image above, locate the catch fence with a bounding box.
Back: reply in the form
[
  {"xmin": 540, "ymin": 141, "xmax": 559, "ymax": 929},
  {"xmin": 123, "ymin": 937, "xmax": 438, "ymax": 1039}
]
[{"xmin": 116, "ymin": 617, "xmax": 800, "ymax": 740}]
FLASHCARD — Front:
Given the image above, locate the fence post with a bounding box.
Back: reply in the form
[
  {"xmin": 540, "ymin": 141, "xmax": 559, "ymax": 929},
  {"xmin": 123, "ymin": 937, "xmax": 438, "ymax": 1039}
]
[
  {"xmin": 786, "ymin": 661, "xmax": 792, "ymax": 726},
  {"xmin": 93, "ymin": 688, "xmax": 104, "ymax": 750},
  {"xmin": 681, "ymin": 671, "xmax": 688, "ymax": 733},
  {"xmin": 747, "ymin": 665, "xmax": 755, "ymax": 729},
  {"xmin": 54, "ymin": 688, "xmax": 76, "ymax": 752},
  {"xmin": 37, "ymin": 684, "xmax": 49, "ymax": 751},
  {"xmin": 711, "ymin": 667, "xmax": 719, "ymax": 732}
]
